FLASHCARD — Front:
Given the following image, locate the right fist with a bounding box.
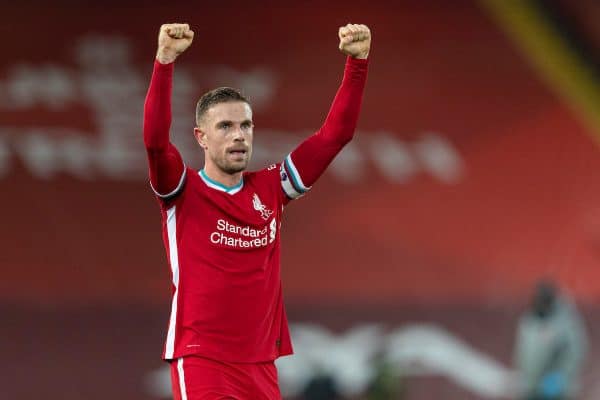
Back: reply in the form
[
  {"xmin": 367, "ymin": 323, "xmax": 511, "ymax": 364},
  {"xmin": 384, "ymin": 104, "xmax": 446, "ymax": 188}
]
[{"xmin": 156, "ymin": 23, "xmax": 194, "ymax": 64}]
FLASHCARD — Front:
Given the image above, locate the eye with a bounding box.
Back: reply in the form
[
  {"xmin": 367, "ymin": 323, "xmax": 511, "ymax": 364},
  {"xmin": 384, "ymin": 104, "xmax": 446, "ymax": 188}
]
[
  {"xmin": 241, "ymin": 121, "xmax": 252, "ymax": 130},
  {"xmin": 218, "ymin": 121, "xmax": 232, "ymax": 130}
]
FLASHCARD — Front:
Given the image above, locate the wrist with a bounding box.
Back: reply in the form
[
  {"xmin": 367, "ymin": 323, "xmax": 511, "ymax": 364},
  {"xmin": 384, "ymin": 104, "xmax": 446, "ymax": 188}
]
[
  {"xmin": 353, "ymin": 51, "xmax": 369, "ymax": 60},
  {"xmin": 156, "ymin": 48, "xmax": 178, "ymax": 64}
]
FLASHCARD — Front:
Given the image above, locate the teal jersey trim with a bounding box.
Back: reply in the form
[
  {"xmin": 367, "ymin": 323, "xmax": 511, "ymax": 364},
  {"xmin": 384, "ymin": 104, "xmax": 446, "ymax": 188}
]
[{"xmin": 199, "ymin": 169, "xmax": 244, "ymax": 193}]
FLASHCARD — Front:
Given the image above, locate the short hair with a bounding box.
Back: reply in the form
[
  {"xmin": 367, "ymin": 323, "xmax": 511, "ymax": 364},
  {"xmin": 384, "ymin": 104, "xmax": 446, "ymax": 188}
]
[{"xmin": 195, "ymin": 87, "xmax": 250, "ymax": 126}]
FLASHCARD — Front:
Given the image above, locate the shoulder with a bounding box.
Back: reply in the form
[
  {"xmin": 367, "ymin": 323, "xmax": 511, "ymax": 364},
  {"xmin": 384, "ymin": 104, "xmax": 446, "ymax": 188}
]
[
  {"xmin": 163, "ymin": 167, "xmax": 205, "ymax": 204},
  {"xmin": 245, "ymin": 163, "xmax": 281, "ymax": 182},
  {"xmin": 243, "ymin": 163, "xmax": 285, "ymax": 200},
  {"xmin": 186, "ymin": 167, "xmax": 202, "ymax": 184}
]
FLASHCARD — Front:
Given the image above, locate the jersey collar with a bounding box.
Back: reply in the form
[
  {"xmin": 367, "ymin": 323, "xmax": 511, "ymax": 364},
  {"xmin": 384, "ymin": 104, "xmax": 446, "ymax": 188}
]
[{"xmin": 199, "ymin": 169, "xmax": 244, "ymax": 195}]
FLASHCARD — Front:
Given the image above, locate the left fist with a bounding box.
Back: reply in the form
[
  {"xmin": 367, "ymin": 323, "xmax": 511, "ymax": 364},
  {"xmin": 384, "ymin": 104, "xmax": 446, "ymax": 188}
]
[{"xmin": 338, "ymin": 24, "xmax": 371, "ymax": 59}]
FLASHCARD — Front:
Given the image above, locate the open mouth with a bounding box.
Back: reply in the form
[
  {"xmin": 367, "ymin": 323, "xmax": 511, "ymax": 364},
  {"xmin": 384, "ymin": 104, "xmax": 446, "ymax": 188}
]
[{"xmin": 227, "ymin": 148, "xmax": 248, "ymax": 159}]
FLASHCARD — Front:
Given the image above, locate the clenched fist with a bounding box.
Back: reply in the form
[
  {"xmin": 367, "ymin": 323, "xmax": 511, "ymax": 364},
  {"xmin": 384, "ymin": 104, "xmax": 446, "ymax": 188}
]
[
  {"xmin": 338, "ymin": 24, "xmax": 371, "ymax": 59},
  {"xmin": 156, "ymin": 23, "xmax": 195, "ymax": 64}
]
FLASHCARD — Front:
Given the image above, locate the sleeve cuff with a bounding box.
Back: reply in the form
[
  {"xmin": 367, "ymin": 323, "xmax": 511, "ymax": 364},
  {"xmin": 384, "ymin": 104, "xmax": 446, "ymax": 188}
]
[
  {"xmin": 153, "ymin": 59, "xmax": 175, "ymax": 73},
  {"xmin": 345, "ymin": 56, "xmax": 369, "ymax": 75},
  {"xmin": 344, "ymin": 56, "xmax": 369, "ymax": 83},
  {"xmin": 346, "ymin": 55, "xmax": 369, "ymax": 66}
]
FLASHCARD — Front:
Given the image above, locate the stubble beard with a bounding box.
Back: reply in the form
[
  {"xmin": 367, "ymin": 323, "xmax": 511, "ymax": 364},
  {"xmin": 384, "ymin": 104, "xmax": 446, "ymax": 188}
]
[{"xmin": 214, "ymin": 154, "xmax": 250, "ymax": 175}]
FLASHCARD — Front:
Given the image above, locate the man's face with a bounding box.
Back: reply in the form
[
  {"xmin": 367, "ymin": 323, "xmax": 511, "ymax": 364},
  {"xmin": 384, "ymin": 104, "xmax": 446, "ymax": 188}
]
[{"xmin": 195, "ymin": 101, "xmax": 253, "ymax": 174}]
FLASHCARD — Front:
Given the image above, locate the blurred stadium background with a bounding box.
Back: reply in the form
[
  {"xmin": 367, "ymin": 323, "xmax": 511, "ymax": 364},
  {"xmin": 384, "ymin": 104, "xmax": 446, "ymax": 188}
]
[{"xmin": 2, "ymin": 0, "xmax": 600, "ymax": 398}]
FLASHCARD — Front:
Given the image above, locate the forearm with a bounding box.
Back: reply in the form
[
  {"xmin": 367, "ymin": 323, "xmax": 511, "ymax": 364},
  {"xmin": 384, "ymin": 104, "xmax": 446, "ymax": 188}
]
[
  {"xmin": 143, "ymin": 60, "xmax": 174, "ymax": 151},
  {"xmin": 318, "ymin": 56, "xmax": 368, "ymax": 147},
  {"xmin": 283, "ymin": 56, "xmax": 368, "ymax": 191},
  {"xmin": 143, "ymin": 60, "xmax": 185, "ymax": 196}
]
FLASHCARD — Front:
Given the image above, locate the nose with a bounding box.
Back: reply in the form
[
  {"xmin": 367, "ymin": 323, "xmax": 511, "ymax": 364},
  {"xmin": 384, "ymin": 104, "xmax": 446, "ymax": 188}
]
[{"xmin": 233, "ymin": 127, "xmax": 245, "ymax": 142}]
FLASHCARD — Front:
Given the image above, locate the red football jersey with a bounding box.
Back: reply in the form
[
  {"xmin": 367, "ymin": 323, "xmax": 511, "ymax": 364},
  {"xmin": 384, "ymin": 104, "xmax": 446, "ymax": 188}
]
[
  {"xmin": 156, "ymin": 164, "xmax": 292, "ymax": 362},
  {"xmin": 144, "ymin": 57, "xmax": 368, "ymax": 363}
]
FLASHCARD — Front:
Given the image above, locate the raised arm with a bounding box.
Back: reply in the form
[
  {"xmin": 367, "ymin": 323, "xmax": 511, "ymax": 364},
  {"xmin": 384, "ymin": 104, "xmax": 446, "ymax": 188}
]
[
  {"xmin": 144, "ymin": 23, "xmax": 194, "ymax": 199},
  {"xmin": 280, "ymin": 24, "xmax": 370, "ymax": 201}
]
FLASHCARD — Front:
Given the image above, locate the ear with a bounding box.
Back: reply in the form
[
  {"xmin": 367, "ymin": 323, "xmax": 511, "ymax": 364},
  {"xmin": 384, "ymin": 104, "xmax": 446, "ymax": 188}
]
[{"xmin": 194, "ymin": 127, "xmax": 208, "ymax": 150}]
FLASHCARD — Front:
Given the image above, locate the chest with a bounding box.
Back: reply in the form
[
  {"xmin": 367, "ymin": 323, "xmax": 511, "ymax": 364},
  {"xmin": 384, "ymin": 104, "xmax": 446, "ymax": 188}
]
[{"xmin": 177, "ymin": 178, "xmax": 281, "ymax": 252}]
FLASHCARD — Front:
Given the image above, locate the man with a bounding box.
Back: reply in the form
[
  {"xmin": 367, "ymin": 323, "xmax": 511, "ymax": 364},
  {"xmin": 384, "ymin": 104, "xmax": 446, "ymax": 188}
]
[
  {"xmin": 143, "ymin": 22, "xmax": 370, "ymax": 399},
  {"xmin": 514, "ymin": 280, "xmax": 588, "ymax": 400}
]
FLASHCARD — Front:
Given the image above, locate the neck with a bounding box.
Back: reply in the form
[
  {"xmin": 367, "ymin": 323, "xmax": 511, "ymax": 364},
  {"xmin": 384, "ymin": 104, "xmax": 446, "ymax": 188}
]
[{"xmin": 203, "ymin": 163, "xmax": 243, "ymax": 188}]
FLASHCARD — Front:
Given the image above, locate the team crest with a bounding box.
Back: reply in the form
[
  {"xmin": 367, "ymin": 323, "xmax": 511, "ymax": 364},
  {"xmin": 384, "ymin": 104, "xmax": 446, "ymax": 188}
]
[{"xmin": 252, "ymin": 193, "xmax": 273, "ymax": 220}]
